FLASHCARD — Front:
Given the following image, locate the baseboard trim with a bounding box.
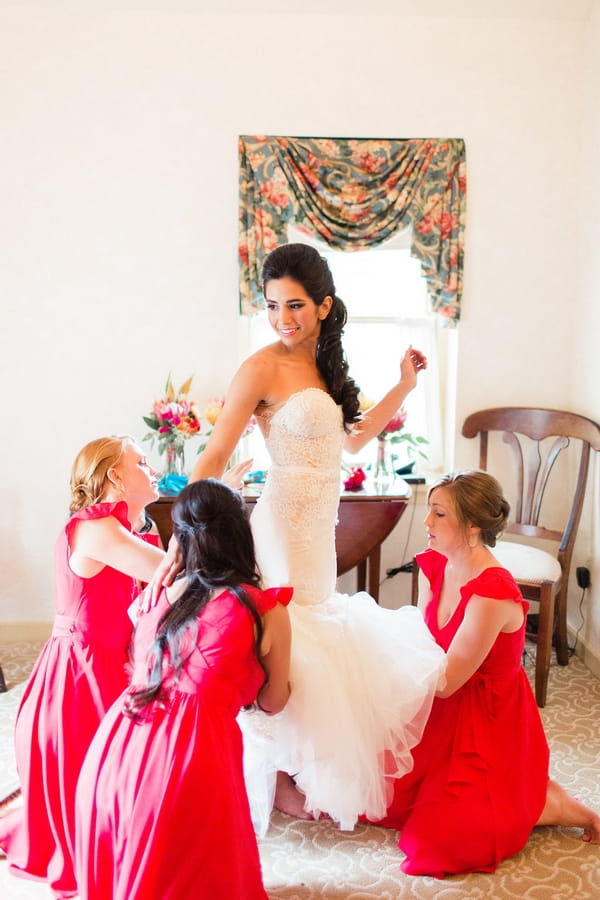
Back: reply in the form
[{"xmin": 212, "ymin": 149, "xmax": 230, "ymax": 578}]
[
  {"xmin": 569, "ymin": 629, "xmax": 600, "ymax": 679},
  {"xmin": 0, "ymin": 622, "xmax": 52, "ymax": 643}
]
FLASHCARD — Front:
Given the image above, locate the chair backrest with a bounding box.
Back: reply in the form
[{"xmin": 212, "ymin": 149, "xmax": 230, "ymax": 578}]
[{"xmin": 462, "ymin": 407, "xmax": 600, "ymax": 575}]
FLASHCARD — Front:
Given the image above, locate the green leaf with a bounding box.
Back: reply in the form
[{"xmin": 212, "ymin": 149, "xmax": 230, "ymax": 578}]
[
  {"xmin": 165, "ymin": 375, "xmax": 175, "ymax": 402},
  {"xmin": 142, "ymin": 416, "xmax": 159, "ymax": 429}
]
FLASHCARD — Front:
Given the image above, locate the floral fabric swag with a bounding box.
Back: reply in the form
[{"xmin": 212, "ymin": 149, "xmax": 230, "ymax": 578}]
[{"xmin": 238, "ymin": 135, "xmax": 466, "ymax": 321}]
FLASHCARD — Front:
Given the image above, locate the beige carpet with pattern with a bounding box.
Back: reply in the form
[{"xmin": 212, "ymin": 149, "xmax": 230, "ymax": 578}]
[{"xmin": 1, "ymin": 640, "xmax": 599, "ymax": 900}]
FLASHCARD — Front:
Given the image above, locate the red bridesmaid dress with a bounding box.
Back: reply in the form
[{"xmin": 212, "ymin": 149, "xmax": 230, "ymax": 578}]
[
  {"xmin": 376, "ymin": 548, "xmax": 550, "ymax": 877},
  {"xmin": 76, "ymin": 583, "xmax": 292, "ymax": 900},
  {"xmin": 0, "ymin": 501, "xmax": 157, "ymax": 898}
]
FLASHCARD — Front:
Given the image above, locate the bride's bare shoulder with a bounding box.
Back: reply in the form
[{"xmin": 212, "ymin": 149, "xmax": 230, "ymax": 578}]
[
  {"xmin": 245, "ymin": 339, "xmax": 281, "ymax": 360},
  {"xmin": 233, "ymin": 344, "xmax": 284, "ymax": 408},
  {"xmin": 242, "ymin": 342, "xmax": 290, "ymax": 378}
]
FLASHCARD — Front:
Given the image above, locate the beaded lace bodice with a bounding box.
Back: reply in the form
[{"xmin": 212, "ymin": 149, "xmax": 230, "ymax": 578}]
[
  {"xmin": 252, "ymin": 389, "xmax": 344, "ymax": 605},
  {"xmin": 256, "ymin": 388, "xmax": 344, "ymax": 471}
]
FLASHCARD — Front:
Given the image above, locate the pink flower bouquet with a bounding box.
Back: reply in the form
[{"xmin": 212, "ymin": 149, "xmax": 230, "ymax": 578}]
[{"xmin": 142, "ymin": 375, "xmax": 202, "ymax": 457}]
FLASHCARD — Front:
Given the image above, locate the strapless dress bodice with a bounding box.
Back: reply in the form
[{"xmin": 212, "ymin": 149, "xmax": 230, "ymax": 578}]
[{"xmin": 256, "ymin": 388, "xmax": 344, "ymax": 471}]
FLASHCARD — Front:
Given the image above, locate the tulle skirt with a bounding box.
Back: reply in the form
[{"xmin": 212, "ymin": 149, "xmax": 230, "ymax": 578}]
[{"xmin": 239, "ymin": 593, "xmax": 446, "ymax": 835}]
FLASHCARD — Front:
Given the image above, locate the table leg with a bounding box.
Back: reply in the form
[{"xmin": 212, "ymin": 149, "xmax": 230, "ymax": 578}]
[
  {"xmin": 356, "ymin": 560, "xmax": 367, "ymax": 592},
  {"xmin": 368, "ymin": 546, "xmax": 381, "ymax": 603}
]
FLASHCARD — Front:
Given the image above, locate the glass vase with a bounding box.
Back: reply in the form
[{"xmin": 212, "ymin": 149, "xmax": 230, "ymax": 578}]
[
  {"xmin": 373, "ymin": 437, "xmax": 394, "ymax": 493},
  {"xmin": 164, "ymin": 441, "xmax": 186, "ymax": 477},
  {"xmin": 226, "ymin": 444, "xmax": 241, "ymax": 471}
]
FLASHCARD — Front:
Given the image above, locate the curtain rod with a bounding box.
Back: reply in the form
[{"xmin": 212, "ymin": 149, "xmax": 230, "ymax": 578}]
[{"xmin": 241, "ymin": 134, "xmax": 464, "ymax": 142}]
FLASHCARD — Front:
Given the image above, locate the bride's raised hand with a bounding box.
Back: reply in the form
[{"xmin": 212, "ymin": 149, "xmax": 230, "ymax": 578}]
[{"xmin": 400, "ymin": 345, "xmax": 427, "ymax": 389}]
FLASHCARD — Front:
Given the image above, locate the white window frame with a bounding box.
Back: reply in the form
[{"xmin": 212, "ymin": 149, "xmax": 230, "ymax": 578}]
[{"xmin": 239, "ymin": 228, "xmax": 457, "ymax": 476}]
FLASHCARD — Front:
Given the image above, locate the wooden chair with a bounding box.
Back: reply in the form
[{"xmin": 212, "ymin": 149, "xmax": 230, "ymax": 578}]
[
  {"xmin": 412, "ymin": 407, "xmax": 600, "ymax": 707},
  {"xmin": 464, "ymin": 408, "xmax": 600, "ymax": 706}
]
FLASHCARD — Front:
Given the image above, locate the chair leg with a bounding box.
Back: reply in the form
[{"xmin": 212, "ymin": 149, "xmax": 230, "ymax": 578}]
[
  {"xmin": 534, "ymin": 582, "xmax": 554, "ymax": 708},
  {"xmin": 411, "ymin": 557, "xmax": 419, "ymax": 606},
  {"xmin": 554, "ymin": 582, "xmax": 570, "ymax": 666}
]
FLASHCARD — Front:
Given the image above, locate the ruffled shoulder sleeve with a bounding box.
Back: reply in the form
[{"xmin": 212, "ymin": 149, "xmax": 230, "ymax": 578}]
[
  {"xmin": 467, "ymin": 566, "xmax": 523, "ymax": 603},
  {"xmin": 66, "ymin": 501, "xmax": 132, "ymax": 533},
  {"xmin": 415, "ymin": 548, "xmax": 446, "ymax": 581},
  {"xmin": 137, "ymin": 531, "xmax": 160, "ymax": 548},
  {"xmin": 244, "ymin": 584, "xmax": 293, "ymax": 616}
]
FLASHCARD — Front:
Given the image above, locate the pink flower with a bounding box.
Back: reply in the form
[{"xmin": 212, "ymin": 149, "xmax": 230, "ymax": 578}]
[
  {"xmin": 380, "ymin": 406, "xmax": 408, "ymax": 437},
  {"xmin": 242, "ymin": 415, "xmax": 257, "ymax": 438},
  {"xmin": 344, "ymin": 467, "xmax": 366, "ymax": 491}
]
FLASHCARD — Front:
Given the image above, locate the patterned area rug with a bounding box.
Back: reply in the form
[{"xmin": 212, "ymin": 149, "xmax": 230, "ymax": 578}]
[
  {"xmin": 0, "ymin": 642, "xmax": 44, "ymax": 808},
  {"xmin": 1, "ymin": 641, "xmax": 599, "ymax": 900},
  {"xmin": 0, "ymin": 682, "xmax": 25, "ymax": 803}
]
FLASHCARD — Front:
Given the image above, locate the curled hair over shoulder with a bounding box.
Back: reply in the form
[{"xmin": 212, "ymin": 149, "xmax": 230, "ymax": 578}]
[
  {"xmin": 126, "ymin": 478, "xmax": 265, "ymax": 716},
  {"xmin": 261, "ymin": 243, "xmax": 361, "ymax": 429},
  {"xmin": 429, "ymin": 469, "xmax": 510, "ymax": 547},
  {"xmin": 69, "ymin": 436, "xmax": 132, "ymax": 513}
]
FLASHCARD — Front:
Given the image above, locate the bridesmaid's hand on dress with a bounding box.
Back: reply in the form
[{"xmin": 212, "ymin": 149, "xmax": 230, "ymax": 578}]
[
  {"xmin": 140, "ymin": 535, "xmax": 183, "ymax": 611},
  {"xmin": 222, "ymin": 458, "xmax": 254, "ymax": 491}
]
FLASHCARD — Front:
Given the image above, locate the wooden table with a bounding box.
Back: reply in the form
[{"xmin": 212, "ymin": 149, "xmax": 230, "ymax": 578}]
[{"xmin": 148, "ymin": 480, "xmax": 410, "ymax": 603}]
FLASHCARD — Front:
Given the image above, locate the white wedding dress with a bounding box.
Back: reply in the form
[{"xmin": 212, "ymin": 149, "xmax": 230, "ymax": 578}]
[{"xmin": 239, "ymin": 388, "xmax": 446, "ymax": 834}]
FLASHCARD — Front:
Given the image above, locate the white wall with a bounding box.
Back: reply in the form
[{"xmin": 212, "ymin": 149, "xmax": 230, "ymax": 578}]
[
  {"xmin": 566, "ymin": 1, "xmax": 600, "ymax": 672},
  {"xmin": 1, "ymin": 2, "xmax": 599, "ymax": 665}
]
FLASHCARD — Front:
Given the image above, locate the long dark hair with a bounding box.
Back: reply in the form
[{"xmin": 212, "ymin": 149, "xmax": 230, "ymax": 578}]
[
  {"xmin": 262, "ymin": 243, "xmax": 361, "ymax": 429},
  {"xmin": 126, "ymin": 479, "xmax": 264, "ymax": 716}
]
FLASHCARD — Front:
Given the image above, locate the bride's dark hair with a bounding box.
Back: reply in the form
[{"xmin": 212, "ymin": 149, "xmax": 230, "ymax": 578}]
[
  {"xmin": 125, "ymin": 479, "xmax": 264, "ymax": 716},
  {"xmin": 261, "ymin": 243, "xmax": 361, "ymax": 429}
]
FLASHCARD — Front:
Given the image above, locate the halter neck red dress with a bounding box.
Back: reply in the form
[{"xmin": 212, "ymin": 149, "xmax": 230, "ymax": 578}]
[
  {"xmin": 375, "ymin": 548, "xmax": 550, "ymax": 877},
  {"xmin": 0, "ymin": 501, "xmax": 157, "ymax": 899},
  {"xmin": 75, "ymin": 584, "xmax": 293, "ymax": 900}
]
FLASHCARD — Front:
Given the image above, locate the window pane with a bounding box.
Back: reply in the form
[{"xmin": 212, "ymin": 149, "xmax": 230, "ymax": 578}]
[
  {"xmin": 344, "ymin": 321, "xmax": 433, "ymax": 453},
  {"xmin": 322, "ymin": 247, "xmax": 428, "ymax": 319},
  {"xmin": 244, "ymin": 226, "xmax": 447, "ymax": 472}
]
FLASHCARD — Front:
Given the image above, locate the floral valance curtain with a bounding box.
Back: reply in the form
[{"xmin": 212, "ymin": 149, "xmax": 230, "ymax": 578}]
[{"xmin": 239, "ymin": 135, "xmax": 466, "ymax": 321}]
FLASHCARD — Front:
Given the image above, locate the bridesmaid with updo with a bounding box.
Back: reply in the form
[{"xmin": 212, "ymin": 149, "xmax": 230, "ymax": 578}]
[{"xmin": 0, "ymin": 436, "xmax": 165, "ymax": 899}]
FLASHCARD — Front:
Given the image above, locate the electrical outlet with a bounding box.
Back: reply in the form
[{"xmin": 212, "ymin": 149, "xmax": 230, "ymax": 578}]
[
  {"xmin": 386, "ymin": 562, "xmax": 414, "ymax": 578},
  {"xmin": 576, "ymin": 566, "xmax": 591, "ymax": 589}
]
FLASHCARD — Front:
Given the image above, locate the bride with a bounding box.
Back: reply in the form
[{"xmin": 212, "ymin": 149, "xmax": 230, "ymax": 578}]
[{"xmin": 179, "ymin": 242, "xmax": 446, "ymax": 833}]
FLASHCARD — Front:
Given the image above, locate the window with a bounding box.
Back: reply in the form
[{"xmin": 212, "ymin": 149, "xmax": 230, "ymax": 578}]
[{"xmin": 241, "ymin": 227, "xmax": 457, "ymax": 474}]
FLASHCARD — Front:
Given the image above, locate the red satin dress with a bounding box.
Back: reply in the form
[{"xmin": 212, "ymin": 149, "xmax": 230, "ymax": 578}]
[
  {"xmin": 76, "ymin": 584, "xmax": 293, "ymax": 900},
  {"xmin": 376, "ymin": 548, "xmax": 550, "ymax": 877},
  {"xmin": 0, "ymin": 501, "xmax": 158, "ymax": 898}
]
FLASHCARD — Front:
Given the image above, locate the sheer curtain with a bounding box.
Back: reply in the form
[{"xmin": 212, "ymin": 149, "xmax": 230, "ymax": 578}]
[{"xmin": 297, "ymin": 227, "xmax": 445, "ymax": 471}]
